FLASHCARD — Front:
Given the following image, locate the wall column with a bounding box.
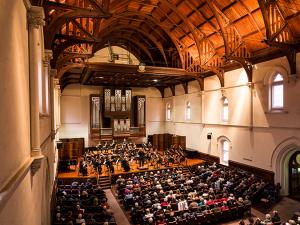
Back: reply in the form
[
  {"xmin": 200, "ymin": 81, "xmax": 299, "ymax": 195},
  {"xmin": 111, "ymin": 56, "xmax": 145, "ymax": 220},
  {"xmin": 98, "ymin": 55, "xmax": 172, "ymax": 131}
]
[
  {"xmin": 43, "ymin": 50, "xmax": 52, "ymax": 115},
  {"xmin": 28, "ymin": 6, "xmax": 45, "ymax": 156},
  {"xmin": 50, "ymin": 69, "xmax": 57, "ymax": 140}
]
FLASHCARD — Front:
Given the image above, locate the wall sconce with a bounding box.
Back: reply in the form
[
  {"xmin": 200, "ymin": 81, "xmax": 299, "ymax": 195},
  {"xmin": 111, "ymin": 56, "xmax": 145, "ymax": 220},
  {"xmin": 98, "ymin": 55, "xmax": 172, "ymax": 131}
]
[
  {"xmin": 138, "ymin": 63, "xmax": 146, "ymax": 72},
  {"xmin": 207, "ymin": 132, "xmax": 212, "ymax": 140}
]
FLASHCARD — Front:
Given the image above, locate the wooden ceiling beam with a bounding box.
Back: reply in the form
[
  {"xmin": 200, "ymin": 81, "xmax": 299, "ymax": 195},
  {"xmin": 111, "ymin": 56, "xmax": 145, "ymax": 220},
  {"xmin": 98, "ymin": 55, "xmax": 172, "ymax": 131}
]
[
  {"xmin": 182, "ymin": 82, "xmax": 188, "ymax": 94},
  {"xmin": 44, "ymin": 0, "xmax": 111, "ymax": 49},
  {"xmin": 155, "ymin": 87, "xmax": 165, "ymax": 98},
  {"xmin": 98, "ymin": 32, "xmax": 155, "ymax": 65},
  {"xmin": 56, "ymin": 52, "xmax": 93, "ymax": 69},
  {"xmin": 56, "ymin": 63, "xmax": 85, "ymax": 79},
  {"xmin": 184, "ymin": 0, "xmax": 219, "ymax": 33},
  {"xmin": 194, "ymin": 76, "xmax": 204, "ymax": 91},
  {"xmin": 85, "ymin": 62, "xmax": 198, "ymax": 77},
  {"xmin": 87, "ymin": 0, "xmax": 109, "ymax": 14},
  {"xmin": 107, "ymin": 22, "xmax": 168, "ymax": 64},
  {"xmin": 103, "ymin": 10, "xmax": 185, "ymax": 66},
  {"xmin": 54, "ymin": 34, "xmax": 99, "ymax": 43},
  {"xmin": 71, "ymin": 19, "xmax": 95, "ymax": 40},
  {"xmin": 169, "ymin": 85, "xmax": 175, "ymax": 96},
  {"xmin": 258, "ymin": 0, "xmax": 298, "ymax": 74},
  {"xmin": 44, "ymin": 1, "xmax": 92, "ymax": 11}
]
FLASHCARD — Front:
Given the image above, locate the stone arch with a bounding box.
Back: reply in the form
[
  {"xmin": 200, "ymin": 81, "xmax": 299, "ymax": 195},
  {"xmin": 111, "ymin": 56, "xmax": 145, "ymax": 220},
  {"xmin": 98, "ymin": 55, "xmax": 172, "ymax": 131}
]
[
  {"xmin": 271, "ymin": 136, "xmax": 300, "ymax": 195},
  {"xmin": 217, "ymin": 135, "xmax": 231, "ymax": 165},
  {"xmin": 263, "ymin": 65, "xmax": 289, "ymax": 86}
]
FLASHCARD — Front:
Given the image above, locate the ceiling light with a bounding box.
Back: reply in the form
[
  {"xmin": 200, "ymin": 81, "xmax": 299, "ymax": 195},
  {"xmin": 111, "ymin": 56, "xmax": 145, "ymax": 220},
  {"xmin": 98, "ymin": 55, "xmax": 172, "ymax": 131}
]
[
  {"xmin": 153, "ymin": 79, "xmax": 158, "ymax": 82},
  {"xmin": 96, "ymin": 76, "xmax": 104, "ymax": 79}
]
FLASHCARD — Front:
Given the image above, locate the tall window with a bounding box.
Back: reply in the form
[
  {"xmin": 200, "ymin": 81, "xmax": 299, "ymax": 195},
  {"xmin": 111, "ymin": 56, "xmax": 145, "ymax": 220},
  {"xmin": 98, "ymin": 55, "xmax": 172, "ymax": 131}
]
[
  {"xmin": 271, "ymin": 73, "xmax": 284, "ymax": 110},
  {"xmin": 221, "ymin": 140, "xmax": 229, "ymax": 165},
  {"xmin": 186, "ymin": 101, "xmax": 191, "ymax": 120},
  {"xmin": 222, "ymin": 98, "xmax": 229, "ymax": 122},
  {"xmin": 166, "ymin": 103, "xmax": 171, "ymax": 121}
]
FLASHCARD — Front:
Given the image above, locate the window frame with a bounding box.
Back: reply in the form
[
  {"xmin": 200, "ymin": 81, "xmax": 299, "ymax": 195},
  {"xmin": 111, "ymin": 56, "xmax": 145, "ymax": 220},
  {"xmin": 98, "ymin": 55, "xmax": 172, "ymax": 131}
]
[
  {"xmin": 186, "ymin": 101, "xmax": 191, "ymax": 121},
  {"xmin": 222, "ymin": 97, "xmax": 229, "ymax": 122},
  {"xmin": 221, "ymin": 140, "xmax": 229, "ymax": 166},
  {"xmin": 270, "ymin": 73, "xmax": 284, "ymax": 110},
  {"xmin": 166, "ymin": 103, "xmax": 171, "ymax": 121}
]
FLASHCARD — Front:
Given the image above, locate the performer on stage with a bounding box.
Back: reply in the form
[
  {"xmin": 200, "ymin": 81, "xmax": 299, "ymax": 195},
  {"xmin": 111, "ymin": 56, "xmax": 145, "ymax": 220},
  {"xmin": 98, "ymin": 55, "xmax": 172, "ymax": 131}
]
[
  {"xmin": 79, "ymin": 160, "xmax": 88, "ymax": 176},
  {"xmin": 121, "ymin": 158, "xmax": 130, "ymax": 172},
  {"xmin": 138, "ymin": 148, "xmax": 146, "ymax": 167}
]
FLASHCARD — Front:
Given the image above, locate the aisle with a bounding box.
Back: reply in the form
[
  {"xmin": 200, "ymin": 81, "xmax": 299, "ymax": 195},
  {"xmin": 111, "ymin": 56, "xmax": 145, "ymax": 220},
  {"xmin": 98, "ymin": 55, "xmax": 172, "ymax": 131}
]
[
  {"xmin": 105, "ymin": 189, "xmax": 131, "ymax": 225},
  {"xmin": 268, "ymin": 197, "xmax": 300, "ymax": 221}
]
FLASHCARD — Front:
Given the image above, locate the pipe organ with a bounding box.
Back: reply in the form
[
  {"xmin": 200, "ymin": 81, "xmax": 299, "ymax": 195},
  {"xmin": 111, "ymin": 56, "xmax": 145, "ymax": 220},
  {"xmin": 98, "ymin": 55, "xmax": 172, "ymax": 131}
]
[{"xmin": 90, "ymin": 88, "xmax": 146, "ymax": 144}]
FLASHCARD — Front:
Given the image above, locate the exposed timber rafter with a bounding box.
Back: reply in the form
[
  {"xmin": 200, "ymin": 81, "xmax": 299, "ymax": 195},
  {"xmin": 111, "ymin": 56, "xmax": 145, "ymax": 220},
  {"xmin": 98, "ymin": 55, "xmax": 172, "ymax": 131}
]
[
  {"xmin": 44, "ymin": 0, "xmax": 111, "ymax": 49},
  {"xmin": 182, "ymin": 82, "xmax": 188, "ymax": 94},
  {"xmin": 206, "ymin": 0, "xmax": 252, "ymax": 83},
  {"xmin": 258, "ymin": 0, "xmax": 297, "ymax": 74},
  {"xmin": 156, "ymin": 87, "xmax": 165, "ymax": 98},
  {"xmin": 194, "ymin": 76, "xmax": 204, "ymax": 91},
  {"xmin": 170, "ymin": 85, "xmax": 176, "ymax": 96}
]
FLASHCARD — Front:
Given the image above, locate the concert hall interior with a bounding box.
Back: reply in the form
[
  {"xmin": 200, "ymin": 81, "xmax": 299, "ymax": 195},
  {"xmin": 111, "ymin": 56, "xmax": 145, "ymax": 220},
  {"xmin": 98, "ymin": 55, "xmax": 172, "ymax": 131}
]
[{"xmin": 2, "ymin": 0, "xmax": 300, "ymax": 225}]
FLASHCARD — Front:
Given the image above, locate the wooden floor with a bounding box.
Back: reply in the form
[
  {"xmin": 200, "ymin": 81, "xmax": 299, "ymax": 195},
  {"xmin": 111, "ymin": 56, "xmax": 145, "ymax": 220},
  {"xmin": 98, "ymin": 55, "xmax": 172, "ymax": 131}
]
[{"xmin": 57, "ymin": 157, "xmax": 204, "ymax": 179}]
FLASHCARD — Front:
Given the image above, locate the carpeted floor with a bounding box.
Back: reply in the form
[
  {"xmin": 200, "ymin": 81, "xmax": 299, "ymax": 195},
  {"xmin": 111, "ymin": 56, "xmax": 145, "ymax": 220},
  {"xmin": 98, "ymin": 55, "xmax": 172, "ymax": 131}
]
[
  {"xmin": 268, "ymin": 197, "xmax": 300, "ymax": 221},
  {"xmin": 105, "ymin": 189, "xmax": 131, "ymax": 225}
]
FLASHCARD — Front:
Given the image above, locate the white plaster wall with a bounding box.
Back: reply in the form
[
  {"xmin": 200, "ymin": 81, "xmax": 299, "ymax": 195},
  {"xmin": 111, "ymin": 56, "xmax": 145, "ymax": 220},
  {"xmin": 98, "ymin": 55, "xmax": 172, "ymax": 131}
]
[
  {"xmin": 0, "ymin": 0, "xmax": 31, "ymax": 185},
  {"xmin": 59, "ymin": 85, "xmax": 164, "ymax": 145},
  {"xmin": 59, "ymin": 84, "xmax": 98, "ymax": 146},
  {"xmin": 163, "ymin": 54, "xmax": 300, "ymax": 174},
  {"xmin": 163, "ymin": 83, "xmax": 203, "ymax": 150}
]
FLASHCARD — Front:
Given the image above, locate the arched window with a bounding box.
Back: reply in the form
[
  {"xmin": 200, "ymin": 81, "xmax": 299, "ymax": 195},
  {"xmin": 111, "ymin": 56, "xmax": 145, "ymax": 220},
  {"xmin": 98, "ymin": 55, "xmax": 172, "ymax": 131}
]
[
  {"xmin": 271, "ymin": 73, "xmax": 284, "ymax": 110},
  {"xmin": 186, "ymin": 101, "xmax": 191, "ymax": 120},
  {"xmin": 166, "ymin": 103, "xmax": 171, "ymax": 121},
  {"xmin": 221, "ymin": 140, "xmax": 229, "ymax": 165},
  {"xmin": 222, "ymin": 98, "xmax": 229, "ymax": 122}
]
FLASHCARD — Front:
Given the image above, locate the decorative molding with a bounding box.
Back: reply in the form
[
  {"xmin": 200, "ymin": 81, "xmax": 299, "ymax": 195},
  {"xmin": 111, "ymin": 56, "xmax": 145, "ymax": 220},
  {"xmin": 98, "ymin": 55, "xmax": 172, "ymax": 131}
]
[
  {"xmin": 43, "ymin": 49, "xmax": 53, "ymax": 65},
  {"xmin": 50, "ymin": 69, "xmax": 58, "ymax": 78},
  {"xmin": 0, "ymin": 155, "xmax": 45, "ymax": 213},
  {"xmin": 31, "ymin": 155, "xmax": 44, "ymax": 176},
  {"xmin": 27, "ymin": 6, "xmax": 45, "ymax": 29}
]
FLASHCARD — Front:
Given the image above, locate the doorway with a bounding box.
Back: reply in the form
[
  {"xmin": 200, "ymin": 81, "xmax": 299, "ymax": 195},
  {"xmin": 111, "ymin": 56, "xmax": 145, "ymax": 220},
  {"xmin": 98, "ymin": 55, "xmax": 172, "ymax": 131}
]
[{"xmin": 289, "ymin": 151, "xmax": 300, "ymax": 200}]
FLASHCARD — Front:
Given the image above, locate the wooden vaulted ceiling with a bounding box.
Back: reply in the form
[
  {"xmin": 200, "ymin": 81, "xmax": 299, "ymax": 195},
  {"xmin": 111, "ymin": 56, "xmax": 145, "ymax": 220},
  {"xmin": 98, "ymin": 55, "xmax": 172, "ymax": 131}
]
[{"xmin": 36, "ymin": 0, "xmax": 300, "ymax": 94}]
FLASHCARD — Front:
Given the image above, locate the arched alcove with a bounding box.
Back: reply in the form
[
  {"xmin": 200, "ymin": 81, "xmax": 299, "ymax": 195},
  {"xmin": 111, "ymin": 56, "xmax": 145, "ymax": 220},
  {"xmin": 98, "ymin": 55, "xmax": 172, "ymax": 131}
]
[
  {"xmin": 217, "ymin": 136, "xmax": 231, "ymax": 166},
  {"xmin": 271, "ymin": 137, "xmax": 300, "ymax": 195}
]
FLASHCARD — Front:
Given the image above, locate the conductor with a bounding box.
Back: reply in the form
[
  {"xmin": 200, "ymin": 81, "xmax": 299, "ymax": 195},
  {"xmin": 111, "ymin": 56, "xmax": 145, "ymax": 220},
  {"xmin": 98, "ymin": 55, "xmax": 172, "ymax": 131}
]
[{"xmin": 138, "ymin": 148, "xmax": 145, "ymax": 167}]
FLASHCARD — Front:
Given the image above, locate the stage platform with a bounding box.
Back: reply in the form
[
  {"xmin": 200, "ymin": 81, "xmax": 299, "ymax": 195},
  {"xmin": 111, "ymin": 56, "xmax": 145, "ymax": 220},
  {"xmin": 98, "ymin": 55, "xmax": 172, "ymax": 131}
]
[{"xmin": 57, "ymin": 157, "xmax": 204, "ymax": 179}]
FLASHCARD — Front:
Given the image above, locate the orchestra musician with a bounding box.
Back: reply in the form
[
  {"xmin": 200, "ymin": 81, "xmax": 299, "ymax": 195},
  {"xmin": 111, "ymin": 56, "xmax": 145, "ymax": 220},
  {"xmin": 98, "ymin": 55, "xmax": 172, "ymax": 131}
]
[
  {"xmin": 79, "ymin": 160, "xmax": 88, "ymax": 176},
  {"xmin": 121, "ymin": 158, "xmax": 130, "ymax": 172}
]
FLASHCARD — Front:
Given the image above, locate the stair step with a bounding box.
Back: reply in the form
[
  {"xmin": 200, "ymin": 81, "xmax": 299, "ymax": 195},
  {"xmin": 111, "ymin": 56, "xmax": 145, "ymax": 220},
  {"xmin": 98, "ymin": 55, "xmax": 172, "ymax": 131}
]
[{"xmin": 99, "ymin": 180, "xmax": 110, "ymax": 183}]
